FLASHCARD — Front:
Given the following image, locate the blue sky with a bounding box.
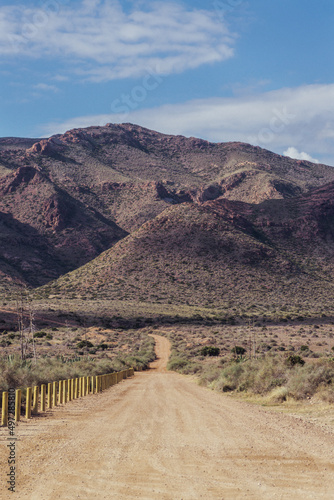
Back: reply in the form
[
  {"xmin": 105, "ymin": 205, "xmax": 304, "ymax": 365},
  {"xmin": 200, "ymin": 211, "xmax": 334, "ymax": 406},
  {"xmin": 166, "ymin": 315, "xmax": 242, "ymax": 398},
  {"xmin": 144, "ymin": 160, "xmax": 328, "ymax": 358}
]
[{"xmin": 1, "ymin": 0, "xmax": 334, "ymax": 165}]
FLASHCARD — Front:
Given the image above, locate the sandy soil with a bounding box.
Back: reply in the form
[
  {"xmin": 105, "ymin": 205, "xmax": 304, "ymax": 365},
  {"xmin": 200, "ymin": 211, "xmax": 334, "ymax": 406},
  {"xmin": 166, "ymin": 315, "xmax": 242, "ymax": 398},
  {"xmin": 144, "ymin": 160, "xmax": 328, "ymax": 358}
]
[{"xmin": 1, "ymin": 335, "xmax": 334, "ymax": 499}]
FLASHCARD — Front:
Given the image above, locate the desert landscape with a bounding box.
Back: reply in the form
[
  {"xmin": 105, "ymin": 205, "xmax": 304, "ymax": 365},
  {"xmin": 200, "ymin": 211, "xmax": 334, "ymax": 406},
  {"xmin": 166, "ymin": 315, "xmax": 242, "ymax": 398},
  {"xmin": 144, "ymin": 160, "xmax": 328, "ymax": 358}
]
[
  {"xmin": 1, "ymin": 0, "xmax": 333, "ymax": 497},
  {"xmin": 1, "ymin": 336, "xmax": 333, "ymax": 499},
  {"xmin": 1, "ymin": 124, "xmax": 334, "ymax": 498}
]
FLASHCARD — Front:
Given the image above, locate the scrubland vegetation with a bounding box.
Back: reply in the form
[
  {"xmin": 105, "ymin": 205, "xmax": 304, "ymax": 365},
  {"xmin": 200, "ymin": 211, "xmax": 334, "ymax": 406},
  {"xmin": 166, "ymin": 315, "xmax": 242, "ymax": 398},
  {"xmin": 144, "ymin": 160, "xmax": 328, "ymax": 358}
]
[
  {"xmin": 164, "ymin": 322, "xmax": 334, "ymax": 403},
  {"xmin": 1, "ymin": 292, "xmax": 334, "ymax": 406},
  {"xmin": 0, "ymin": 327, "xmax": 155, "ymax": 393}
]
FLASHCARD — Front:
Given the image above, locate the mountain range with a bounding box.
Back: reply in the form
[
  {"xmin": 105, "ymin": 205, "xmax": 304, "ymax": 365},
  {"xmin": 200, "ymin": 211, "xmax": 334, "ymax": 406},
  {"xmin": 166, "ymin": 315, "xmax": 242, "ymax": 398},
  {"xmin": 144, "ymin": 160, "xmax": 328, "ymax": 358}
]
[{"xmin": 1, "ymin": 123, "xmax": 334, "ymax": 317}]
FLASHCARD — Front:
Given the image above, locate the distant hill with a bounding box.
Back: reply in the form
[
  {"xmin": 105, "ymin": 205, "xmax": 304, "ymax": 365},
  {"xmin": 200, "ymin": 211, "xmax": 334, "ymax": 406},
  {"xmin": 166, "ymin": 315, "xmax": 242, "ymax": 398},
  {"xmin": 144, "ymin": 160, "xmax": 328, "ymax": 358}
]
[
  {"xmin": 42, "ymin": 179, "xmax": 334, "ymax": 316},
  {"xmin": 0, "ymin": 122, "xmax": 334, "ymax": 312}
]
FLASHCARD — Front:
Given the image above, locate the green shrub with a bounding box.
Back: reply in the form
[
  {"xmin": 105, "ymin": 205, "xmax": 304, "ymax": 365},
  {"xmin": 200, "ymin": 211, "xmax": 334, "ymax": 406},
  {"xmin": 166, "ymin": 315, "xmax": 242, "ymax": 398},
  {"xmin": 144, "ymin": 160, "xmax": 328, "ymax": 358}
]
[
  {"xmin": 286, "ymin": 355, "xmax": 305, "ymax": 367},
  {"xmin": 167, "ymin": 357, "xmax": 189, "ymax": 371},
  {"xmin": 98, "ymin": 343, "xmax": 109, "ymax": 351},
  {"xmin": 33, "ymin": 331, "xmax": 47, "ymax": 338},
  {"xmin": 76, "ymin": 340, "xmax": 94, "ymax": 349},
  {"xmin": 200, "ymin": 346, "xmax": 220, "ymax": 357},
  {"xmin": 231, "ymin": 346, "xmax": 246, "ymax": 356},
  {"xmin": 287, "ymin": 360, "xmax": 334, "ymax": 399},
  {"xmin": 0, "ymin": 340, "xmax": 11, "ymax": 347}
]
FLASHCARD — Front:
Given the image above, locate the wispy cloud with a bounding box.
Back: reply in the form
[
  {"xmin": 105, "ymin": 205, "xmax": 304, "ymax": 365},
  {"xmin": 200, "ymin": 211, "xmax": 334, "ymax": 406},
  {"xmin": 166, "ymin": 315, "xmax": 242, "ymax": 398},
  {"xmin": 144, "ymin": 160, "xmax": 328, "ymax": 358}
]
[
  {"xmin": 1, "ymin": 1, "xmax": 235, "ymax": 81},
  {"xmin": 33, "ymin": 83, "xmax": 59, "ymax": 92},
  {"xmin": 283, "ymin": 147, "xmax": 319, "ymax": 164},
  {"xmin": 39, "ymin": 83, "xmax": 334, "ymax": 166}
]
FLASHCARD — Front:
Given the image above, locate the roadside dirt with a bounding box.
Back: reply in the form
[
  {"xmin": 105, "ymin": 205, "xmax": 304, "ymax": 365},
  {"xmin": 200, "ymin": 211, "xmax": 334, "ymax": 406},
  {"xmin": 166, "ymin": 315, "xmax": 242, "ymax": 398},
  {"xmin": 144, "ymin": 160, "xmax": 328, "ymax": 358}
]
[{"xmin": 1, "ymin": 335, "xmax": 334, "ymax": 499}]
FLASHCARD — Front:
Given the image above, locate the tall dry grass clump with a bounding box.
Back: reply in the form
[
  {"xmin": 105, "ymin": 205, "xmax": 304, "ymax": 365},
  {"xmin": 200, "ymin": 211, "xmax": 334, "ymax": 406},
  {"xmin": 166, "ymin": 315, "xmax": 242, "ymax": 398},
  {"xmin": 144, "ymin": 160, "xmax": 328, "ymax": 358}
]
[
  {"xmin": 0, "ymin": 334, "xmax": 155, "ymax": 393},
  {"xmin": 168, "ymin": 339, "xmax": 334, "ymax": 403}
]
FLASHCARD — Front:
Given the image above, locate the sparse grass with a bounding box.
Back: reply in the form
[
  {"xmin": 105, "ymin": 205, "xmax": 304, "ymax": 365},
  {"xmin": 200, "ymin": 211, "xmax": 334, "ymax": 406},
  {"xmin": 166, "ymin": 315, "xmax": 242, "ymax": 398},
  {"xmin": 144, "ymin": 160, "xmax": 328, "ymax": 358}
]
[
  {"xmin": 0, "ymin": 329, "xmax": 155, "ymax": 394},
  {"xmin": 163, "ymin": 323, "xmax": 334, "ymax": 403}
]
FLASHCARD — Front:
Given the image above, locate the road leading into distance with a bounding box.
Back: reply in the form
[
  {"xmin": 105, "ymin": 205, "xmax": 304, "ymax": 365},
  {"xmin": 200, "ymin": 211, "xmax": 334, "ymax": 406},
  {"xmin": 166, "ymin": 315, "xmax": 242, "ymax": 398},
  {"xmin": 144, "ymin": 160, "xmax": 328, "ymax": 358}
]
[{"xmin": 1, "ymin": 334, "xmax": 334, "ymax": 499}]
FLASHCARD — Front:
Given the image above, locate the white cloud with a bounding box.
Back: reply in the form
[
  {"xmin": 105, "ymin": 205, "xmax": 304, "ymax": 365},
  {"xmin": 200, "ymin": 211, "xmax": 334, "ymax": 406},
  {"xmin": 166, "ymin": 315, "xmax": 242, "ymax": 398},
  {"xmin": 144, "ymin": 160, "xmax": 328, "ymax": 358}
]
[
  {"xmin": 33, "ymin": 83, "xmax": 59, "ymax": 92},
  {"xmin": 283, "ymin": 147, "xmax": 319, "ymax": 164},
  {"xmin": 0, "ymin": 1, "xmax": 235, "ymax": 81},
  {"xmin": 39, "ymin": 83, "xmax": 334, "ymax": 166}
]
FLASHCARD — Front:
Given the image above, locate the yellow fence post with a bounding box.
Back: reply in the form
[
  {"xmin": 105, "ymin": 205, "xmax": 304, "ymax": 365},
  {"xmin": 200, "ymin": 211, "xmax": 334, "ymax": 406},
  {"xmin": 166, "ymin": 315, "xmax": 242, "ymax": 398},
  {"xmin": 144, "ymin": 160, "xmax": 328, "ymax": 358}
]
[
  {"xmin": 62, "ymin": 379, "xmax": 67, "ymax": 403},
  {"xmin": 58, "ymin": 380, "xmax": 63, "ymax": 405},
  {"xmin": 53, "ymin": 381, "xmax": 57, "ymax": 407},
  {"xmin": 67, "ymin": 379, "xmax": 72, "ymax": 402},
  {"xmin": 47, "ymin": 383, "xmax": 52, "ymax": 409},
  {"xmin": 1, "ymin": 369, "xmax": 133, "ymax": 427},
  {"xmin": 1, "ymin": 391, "xmax": 8, "ymax": 427},
  {"xmin": 15, "ymin": 389, "xmax": 21, "ymax": 422},
  {"xmin": 40, "ymin": 384, "xmax": 46, "ymax": 412},
  {"xmin": 25, "ymin": 387, "xmax": 32, "ymax": 419},
  {"xmin": 32, "ymin": 386, "xmax": 39, "ymax": 415}
]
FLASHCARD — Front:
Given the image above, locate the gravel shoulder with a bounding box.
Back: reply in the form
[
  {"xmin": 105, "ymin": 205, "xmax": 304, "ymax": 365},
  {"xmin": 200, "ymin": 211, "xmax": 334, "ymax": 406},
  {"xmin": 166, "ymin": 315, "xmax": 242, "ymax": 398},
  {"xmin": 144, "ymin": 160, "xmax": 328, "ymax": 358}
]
[{"xmin": 1, "ymin": 335, "xmax": 334, "ymax": 499}]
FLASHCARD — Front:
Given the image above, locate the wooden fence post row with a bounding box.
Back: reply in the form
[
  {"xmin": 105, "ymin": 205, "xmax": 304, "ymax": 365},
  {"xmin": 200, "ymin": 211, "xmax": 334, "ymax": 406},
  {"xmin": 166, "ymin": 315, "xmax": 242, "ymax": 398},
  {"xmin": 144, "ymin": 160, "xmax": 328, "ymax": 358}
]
[{"xmin": 0, "ymin": 368, "xmax": 134, "ymax": 426}]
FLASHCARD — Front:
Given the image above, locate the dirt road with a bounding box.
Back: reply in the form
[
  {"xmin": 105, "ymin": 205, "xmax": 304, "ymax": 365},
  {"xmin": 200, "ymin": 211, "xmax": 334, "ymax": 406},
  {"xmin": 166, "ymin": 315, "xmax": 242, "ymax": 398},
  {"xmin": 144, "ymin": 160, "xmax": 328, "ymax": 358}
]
[{"xmin": 1, "ymin": 335, "xmax": 334, "ymax": 499}]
